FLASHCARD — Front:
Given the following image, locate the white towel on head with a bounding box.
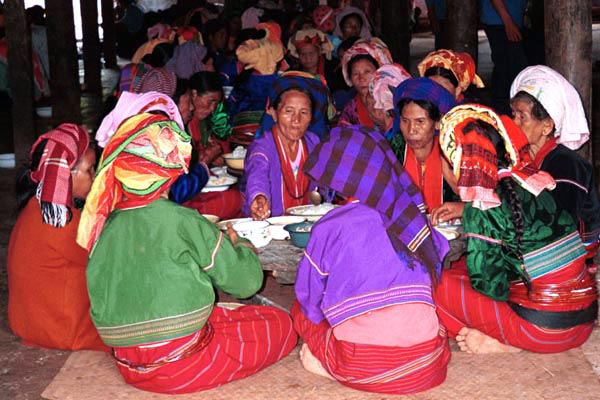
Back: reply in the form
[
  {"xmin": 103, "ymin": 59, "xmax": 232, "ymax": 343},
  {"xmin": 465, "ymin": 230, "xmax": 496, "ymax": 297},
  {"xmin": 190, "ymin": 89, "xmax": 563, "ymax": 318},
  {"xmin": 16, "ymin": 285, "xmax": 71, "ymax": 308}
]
[{"xmin": 510, "ymin": 65, "xmax": 589, "ymax": 150}]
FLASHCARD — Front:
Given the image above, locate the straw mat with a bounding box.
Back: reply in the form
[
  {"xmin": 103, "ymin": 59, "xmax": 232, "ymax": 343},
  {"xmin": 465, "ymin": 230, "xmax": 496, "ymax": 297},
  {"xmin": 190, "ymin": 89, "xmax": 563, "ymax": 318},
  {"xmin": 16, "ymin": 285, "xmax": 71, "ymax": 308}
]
[{"xmin": 42, "ymin": 344, "xmax": 600, "ymax": 400}]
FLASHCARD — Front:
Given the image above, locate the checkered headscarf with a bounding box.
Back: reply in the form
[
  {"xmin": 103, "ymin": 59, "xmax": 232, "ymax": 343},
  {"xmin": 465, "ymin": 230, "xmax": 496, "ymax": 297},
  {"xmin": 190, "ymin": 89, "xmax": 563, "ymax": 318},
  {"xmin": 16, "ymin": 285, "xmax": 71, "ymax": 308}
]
[
  {"xmin": 29, "ymin": 124, "xmax": 90, "ymax": 227},
  {"xmin": 303, "ymin": 125, "xmax": 449, "ymax": 282}
]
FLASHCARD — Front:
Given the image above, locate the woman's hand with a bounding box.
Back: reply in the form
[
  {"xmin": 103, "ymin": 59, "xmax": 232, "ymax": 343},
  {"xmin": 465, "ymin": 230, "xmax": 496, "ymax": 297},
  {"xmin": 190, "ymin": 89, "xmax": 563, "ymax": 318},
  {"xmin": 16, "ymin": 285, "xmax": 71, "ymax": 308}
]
[
  {"xmin": 430, "ymin": 202, "xmax": 465, "ymax": 225},
  {"xmin": 226, "ymin": 223, "xmax": 257, "ymax": 253},
  {"xmin": 198, "ymin": 139, "xmax": 223, "ymax": 166},
  {"xmin": 250, "ymin": 195, "xmax": 271, "ymax": 220}
]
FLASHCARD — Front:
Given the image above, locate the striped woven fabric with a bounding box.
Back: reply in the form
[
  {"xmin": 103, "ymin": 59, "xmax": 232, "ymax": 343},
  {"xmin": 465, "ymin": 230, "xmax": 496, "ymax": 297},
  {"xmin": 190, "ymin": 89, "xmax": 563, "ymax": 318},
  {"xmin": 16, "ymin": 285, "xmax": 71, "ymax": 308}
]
[
  {"xmin": 113, "ymin": 305, "xmax": 296, "ymax": 394},
  {"xmin": 523, "ymin": 231, "xmax": 587, "ymax": 279},
  {"xmin": 292, "ymin": 302, "xmax": 450, "ymax": 394}
]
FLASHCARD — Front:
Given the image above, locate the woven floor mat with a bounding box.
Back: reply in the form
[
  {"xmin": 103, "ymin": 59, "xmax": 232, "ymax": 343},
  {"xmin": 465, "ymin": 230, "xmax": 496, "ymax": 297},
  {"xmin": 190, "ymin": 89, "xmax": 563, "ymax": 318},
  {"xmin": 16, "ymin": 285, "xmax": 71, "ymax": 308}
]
[{"xmin": 42, "ymin": 344, "xmax": 600, "ymax": 400}]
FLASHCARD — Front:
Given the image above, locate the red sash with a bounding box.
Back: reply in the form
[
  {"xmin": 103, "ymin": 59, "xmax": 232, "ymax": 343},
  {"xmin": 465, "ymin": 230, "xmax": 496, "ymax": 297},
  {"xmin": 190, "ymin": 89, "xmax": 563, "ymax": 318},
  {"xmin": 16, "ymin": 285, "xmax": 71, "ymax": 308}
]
[
  {"xmin": 356, "ymin": 95, "xmax": 375, "ymax": 129},
  {"xmin": 272, "ymin": 127, "xmax": 310, "ymax": 210},
  {"xmin": 404, "ymin": 144, "xmax": 443, "ymax": 212}
]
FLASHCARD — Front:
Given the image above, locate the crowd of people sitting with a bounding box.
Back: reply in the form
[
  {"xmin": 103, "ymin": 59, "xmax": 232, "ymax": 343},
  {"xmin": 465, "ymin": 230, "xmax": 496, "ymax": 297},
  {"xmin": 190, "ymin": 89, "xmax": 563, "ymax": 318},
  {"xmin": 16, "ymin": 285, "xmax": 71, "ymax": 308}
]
[{"xmin": 6, "ymin": 0, "xmax": 600, "ymax": 396}]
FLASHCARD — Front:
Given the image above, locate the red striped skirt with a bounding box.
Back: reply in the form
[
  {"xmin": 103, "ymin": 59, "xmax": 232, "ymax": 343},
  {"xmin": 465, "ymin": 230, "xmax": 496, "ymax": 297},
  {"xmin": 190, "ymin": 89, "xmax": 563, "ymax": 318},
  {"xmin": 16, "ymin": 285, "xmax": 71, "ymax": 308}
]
[
  {"xmin": 112, "ymin": 305, "xmax": 297, "ymax": 394},
  {"xmin": 434, "ymin": 257, "xmax": 595, "ymax": 353},
  {"xmin": 291, "ymin": 302, "xmax": 450, "ymax": 394}
]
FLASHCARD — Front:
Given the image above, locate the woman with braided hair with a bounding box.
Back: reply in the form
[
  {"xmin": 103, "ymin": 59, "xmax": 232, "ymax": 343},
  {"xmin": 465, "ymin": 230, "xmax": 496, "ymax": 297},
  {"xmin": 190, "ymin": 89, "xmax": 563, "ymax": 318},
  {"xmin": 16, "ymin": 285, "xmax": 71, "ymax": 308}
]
[{"xmin": 433, "ymin": 104, "xmax": 597, "ymax": 354}]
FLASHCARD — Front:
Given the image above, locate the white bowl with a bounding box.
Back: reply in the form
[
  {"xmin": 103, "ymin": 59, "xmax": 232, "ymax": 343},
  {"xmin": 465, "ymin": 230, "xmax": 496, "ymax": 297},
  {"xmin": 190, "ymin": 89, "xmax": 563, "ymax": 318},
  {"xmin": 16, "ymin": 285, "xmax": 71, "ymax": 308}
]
[
  {"xmin": 0, "ymin": 153, "xmax": 15, "ymax": 168},
  {"xmin": 217, "ymin": 217, "xmax": 252, "ymax": 231},
  {"xmin": 202, "ymin": 214, "xmax": 220, "ymax": 224},
  {"xmin": 233, "ymin": 220, "xmax": 272, "ymax": 248},
  {"xmin": 266, "ymin": 216, "xmax": 307, "ymax": 240},
  {"xmin": 36, "ymin": 106, "xmax": 52, "ymax": 118},
  {"xmin": 223, "ymin": 153, "xmax": 244, "ymax": 170},
  {"xmin": 286, "ymin": 203, "xmax": 337, "ymax": 221}
]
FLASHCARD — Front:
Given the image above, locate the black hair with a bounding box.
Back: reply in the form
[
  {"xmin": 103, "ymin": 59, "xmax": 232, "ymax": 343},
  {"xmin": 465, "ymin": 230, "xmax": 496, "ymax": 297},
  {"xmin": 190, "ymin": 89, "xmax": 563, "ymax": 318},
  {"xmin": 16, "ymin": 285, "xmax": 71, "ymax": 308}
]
[
  {"xmin": 338, "ymin": 35, "xmax": 360, "ymax": 54},
  {"xmin": 397, "ymin": 98, "xmax": 442, "ymax": 122},
  {"xmin": 347, "ymin": 54, "xmax": 378, "ymax": 79},
  {"xmin": 203, "ymin": 18, "xmax": 227, "ymax": 46},
  {"xmin": 340, "ymin": 12, "xmax": 363, "ymax": 30},
  {"xmin": 142, "ymin": 42, "xmax": 174, "ymax": 68},
  {"xmin": 510, "ymin": 90, "xmax": 553, "ymax": 122},
  {"xmin": 172, "ymin": 79, "xmax": 191, "ymax": 104},
  {"xmin": 462, "ymin": 119, "xmax": 527, "ymax": 279},
  {"xmin": 271, "ymin": 87, "xmax": 315, "ymax": 116},
  {"xmin": 424, "ymin": 66, "xmax": 459, "ymax": 89},
  {"xmin": 189, "ymin": 71, "xmax": 222, "ymax": 95},
  {"xmin": 16, "ymin": 139, "xmax": 46, "ymax": 211}
]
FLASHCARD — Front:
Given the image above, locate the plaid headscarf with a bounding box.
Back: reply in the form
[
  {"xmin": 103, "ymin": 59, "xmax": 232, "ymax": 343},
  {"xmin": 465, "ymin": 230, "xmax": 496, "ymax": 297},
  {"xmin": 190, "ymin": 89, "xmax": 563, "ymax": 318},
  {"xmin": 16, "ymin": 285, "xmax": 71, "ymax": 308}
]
[
  {"xmin": 303, "ymin": 125, "xmax": 449, "ymax": 283},
  {"xmin": 392, "ymin": 77, "xmax": 457, "ymax": 137},
  {"xmin": 133, "ymin": 67, "xmax": 177, "ymax": 97},
  {"xmin": 439, "ymin": 104, "xmax": 555, "ymax": 210},
  {"xmin": 96, "ymin": 91, "xmax": 184, "ymax": 148},
  {"xmin": 29, "ymin": 124, "xmax": 90, "ymax": 227},
  {"xmin": 510, "ymin": 65, "xmax": 589, "ymax": 150},
  {"xmin": 77, "ymin": 113, "xmax": 191, "ymax": 252},
  {"xmin": 417, "ymin": 49, "xmax": 485, "ymax": 93},
  {"xmin": 341, "ymin": 38, "xmax": 393, "ymax": 87},
  {"xmin": 369, "ymin": 63, "xmax": 412, "ymax": 111},
  {"xmin": 256, "ymin": 71, "xmax": 335, "ymax": 139}
]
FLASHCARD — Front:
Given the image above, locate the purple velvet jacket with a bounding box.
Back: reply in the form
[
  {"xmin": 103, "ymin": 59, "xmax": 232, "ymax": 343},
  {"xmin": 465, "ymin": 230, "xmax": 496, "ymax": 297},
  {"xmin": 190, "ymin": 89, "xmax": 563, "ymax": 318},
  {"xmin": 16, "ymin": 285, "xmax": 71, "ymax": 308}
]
[
  {"xmin": 244, "ymin": 130, "xmax": 320, "ymax": 217},
  {"xmin": 295, "ymin": 202, "xmax": 439, "ymax": 327}
]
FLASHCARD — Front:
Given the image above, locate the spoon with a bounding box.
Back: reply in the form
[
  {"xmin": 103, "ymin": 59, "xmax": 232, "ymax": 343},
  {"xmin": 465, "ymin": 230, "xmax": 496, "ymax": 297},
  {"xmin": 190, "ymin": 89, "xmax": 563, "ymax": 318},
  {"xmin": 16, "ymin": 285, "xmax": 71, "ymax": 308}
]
[{"xmin": 309, "ymin": 187, "xmax": 322, "ymax": 205}]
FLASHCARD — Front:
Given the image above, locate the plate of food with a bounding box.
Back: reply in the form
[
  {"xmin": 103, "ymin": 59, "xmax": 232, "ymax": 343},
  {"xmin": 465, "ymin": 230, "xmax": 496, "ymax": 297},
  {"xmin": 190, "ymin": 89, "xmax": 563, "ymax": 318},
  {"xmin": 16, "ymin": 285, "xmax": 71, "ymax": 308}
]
[
  {"xmin": 286, "ymin": 203, "xmax": 337, "ymax": 221},
  {"xmin": 216, "ymin": 217, "xmax": 252, "ymax": 231},
  {"xmin": 201, "ymin": 175, "xmax": 238, "ymax": 192}
]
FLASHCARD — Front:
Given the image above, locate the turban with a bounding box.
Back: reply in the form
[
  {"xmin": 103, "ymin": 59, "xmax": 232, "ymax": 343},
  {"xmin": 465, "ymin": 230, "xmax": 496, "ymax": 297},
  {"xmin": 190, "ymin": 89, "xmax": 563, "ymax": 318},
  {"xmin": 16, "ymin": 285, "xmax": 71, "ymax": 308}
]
[{"xmin": 417, "ymin": 49, "xmax": 484, "ymax": 93}]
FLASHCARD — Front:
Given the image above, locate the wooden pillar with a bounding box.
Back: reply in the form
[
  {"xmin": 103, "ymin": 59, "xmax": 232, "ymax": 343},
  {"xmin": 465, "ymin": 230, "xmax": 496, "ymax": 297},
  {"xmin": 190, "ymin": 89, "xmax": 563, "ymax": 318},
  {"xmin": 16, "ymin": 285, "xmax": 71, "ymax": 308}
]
[
  {"xmin": 446, "ymin": 0, "xmax": 478, "ymax": 63},
  {"xmin": 80, "ymin": 0, "xmax": 102, "ymax": 93},
  {"xmin": 381, "ymin": 0, "xmax": 411, "ymax": 68},
  {"xmin": 545, "ymin": 0, "xmax": 592, "ymax": 162},
  {"xmin": 4, "ymin": 0, "xmax": 36, "ymax": 164},
  {"xmin": 101, "ymin": 0, "xmax": 117, "ymax": 69},
  {"xmin": 45, "ymin": 0, "xmax": 80, "ymax": 122}
]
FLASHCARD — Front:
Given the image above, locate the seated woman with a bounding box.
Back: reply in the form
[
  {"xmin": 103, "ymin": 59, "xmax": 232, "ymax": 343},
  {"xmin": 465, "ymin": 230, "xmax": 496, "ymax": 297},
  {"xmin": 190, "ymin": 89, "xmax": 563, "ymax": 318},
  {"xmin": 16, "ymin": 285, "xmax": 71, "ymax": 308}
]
[
  {"xmin": 245, "ymin": 74, "xmax": 322, "ymax": 220},
  {"xmin": 77, "ymin": 112, "xmax": 296, "ymax": 394},
  {"xmin": 293, "ymin": 125, "xmax": 450, "ymax": 394},
  {"xmin": 417, "ymin": 49, "xmax": 485, "ymax": 102},
  {"xmin": 256, "ymin": 70, "xmax": 335, "ymax": 140},
  {"xmin": 338, "ymin": 38, "xmax": 392, "ymax": 128},
  {"xmin": 8, "ymin": 124, "xmax": 105, "ymax": 351},
  {"xmin": 333, "ymin": 6, "xmax": 372, "ymax": 41},
  {"xmin": 287, "ymin": 28, "xmax": 335, "ymax": 80},
  {"xmin": 510, "ymin": 65, "xmax": 600, "ymax": 258},
  {"xmin": 434, "ymin": 104, "xmax": 598, "ymax": 354},
  {"xmin": 366, "ymin": 63, "xmax": 411, "ymax": 135},
  {"xmin": 389, "ymin": 77, "xmax": 458, "ymax": 212},
  {"xmin": 183, "ymin": 71, "xmax": 244, "ymax": 219}
]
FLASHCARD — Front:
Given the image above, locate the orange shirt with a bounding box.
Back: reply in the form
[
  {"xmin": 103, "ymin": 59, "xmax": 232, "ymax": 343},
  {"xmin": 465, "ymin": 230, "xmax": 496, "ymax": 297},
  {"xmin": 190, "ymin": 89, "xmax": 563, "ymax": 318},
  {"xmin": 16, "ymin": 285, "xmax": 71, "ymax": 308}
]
[{"xmin": 8, "ymin": 198, "xmax": 106, "ymax": 351}]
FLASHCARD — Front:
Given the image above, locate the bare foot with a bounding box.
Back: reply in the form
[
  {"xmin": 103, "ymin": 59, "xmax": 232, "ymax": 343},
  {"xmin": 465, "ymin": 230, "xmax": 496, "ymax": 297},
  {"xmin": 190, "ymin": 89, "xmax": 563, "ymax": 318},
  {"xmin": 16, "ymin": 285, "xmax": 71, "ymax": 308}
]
[
  {"xmin": 299, "ymin": 344, "xmax": 335, "ymax": 380},
  {"xmin": 456, "ymin": 327, "xmax": 522, "ymax": 354}
]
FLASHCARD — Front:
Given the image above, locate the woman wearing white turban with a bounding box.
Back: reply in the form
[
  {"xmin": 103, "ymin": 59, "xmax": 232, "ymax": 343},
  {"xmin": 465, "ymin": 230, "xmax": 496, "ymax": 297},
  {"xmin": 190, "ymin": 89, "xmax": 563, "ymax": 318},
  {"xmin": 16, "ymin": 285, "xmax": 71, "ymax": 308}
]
[{"xmin": 510, "ymin": 65, "xmax": 600, "ymax": 259}]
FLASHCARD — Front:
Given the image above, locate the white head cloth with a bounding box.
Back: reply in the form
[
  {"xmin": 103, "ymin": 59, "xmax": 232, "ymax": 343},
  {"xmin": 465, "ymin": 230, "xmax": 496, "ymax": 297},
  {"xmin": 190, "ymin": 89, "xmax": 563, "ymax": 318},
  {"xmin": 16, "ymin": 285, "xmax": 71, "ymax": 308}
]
[{"xmin": 510, "ymin": 65, "xmax": 589, "ymax": 150}]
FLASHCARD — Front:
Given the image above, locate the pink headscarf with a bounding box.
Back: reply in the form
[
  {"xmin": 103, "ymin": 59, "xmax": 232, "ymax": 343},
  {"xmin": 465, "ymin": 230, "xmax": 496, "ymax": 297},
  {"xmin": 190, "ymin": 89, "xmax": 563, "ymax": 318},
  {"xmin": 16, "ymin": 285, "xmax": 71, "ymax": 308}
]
[
  {"xmin": 95, "ymin": 91, "xmax": 184, "ymax": 148},
  {"xmin": 369, "ymin": 63, "xmax": 412, "ymax": 111},
  {"xmin": 341, "ymin": 38, "xmax": 393, "ymax": 87}
]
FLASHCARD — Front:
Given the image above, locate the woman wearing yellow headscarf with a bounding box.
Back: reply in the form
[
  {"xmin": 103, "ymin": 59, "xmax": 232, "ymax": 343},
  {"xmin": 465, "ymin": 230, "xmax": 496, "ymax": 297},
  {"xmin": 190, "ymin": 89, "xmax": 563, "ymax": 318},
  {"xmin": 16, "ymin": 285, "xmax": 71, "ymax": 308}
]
[{"xmin": 78, "ymin": 112, "xmax": 296, "ymax": 394}]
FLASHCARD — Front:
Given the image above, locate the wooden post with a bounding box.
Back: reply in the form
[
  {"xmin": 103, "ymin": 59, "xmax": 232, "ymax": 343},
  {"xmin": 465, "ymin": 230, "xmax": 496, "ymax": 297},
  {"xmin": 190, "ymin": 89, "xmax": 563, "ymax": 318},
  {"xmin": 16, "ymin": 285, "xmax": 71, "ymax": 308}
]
[
  {"xmin": 545, "ymin": 0, "xmax": 592, "ymax": 162},
  {"xmin": 45, "ymin": 0, "xmax": 80, "ymax": 122},
  {"xmin": 101, "ymin": 0, "xmax": 117, "ymax": 69},
  {"xmin": 80, "ymin": 0, "xmax": 102, "ymax": 93},
  {"xmin": 380, "ymin": 0, "xmax": 411, "ymax": 68},
  {"xmin": 446, "ymin": 0, "xmax": 478, "ymax": 63},
  {"xmin": 4, "ymin": 0, "xmax": 36, "ymax": 164}
]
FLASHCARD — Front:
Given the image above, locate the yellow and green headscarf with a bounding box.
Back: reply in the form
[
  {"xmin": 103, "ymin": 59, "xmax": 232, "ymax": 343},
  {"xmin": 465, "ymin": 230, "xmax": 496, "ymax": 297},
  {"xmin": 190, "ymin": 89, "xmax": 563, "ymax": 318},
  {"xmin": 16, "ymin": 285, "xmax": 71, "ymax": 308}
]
[{"xmin": 77, "ymin": 112, "xmax": 191, "ymax": 251}]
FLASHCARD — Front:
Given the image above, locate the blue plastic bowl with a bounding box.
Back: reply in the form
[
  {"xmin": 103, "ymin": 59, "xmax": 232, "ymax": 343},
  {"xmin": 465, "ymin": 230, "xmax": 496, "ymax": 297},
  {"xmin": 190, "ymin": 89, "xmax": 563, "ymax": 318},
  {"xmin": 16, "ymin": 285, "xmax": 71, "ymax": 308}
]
[{"xmin": 283, "ymin": 221, "xmax": 315, "ymax": 248}]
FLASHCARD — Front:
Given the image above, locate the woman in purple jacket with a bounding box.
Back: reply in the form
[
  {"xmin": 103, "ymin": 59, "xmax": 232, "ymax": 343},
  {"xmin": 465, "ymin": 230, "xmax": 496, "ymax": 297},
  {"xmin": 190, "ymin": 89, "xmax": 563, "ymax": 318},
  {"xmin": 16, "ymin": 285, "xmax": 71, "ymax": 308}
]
[
  {"xmin": 244, "ymin": 74, "xmax": 324, "ymax": 219},
  {"xmin": 292, "ymin": 125, "xmax": 451, "ymax": 394}
]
